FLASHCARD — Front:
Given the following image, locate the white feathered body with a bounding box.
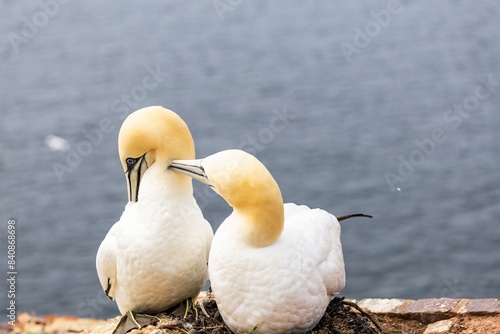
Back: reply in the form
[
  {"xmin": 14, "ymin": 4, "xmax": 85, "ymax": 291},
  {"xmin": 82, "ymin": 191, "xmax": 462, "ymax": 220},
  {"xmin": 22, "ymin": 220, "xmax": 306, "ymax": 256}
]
[
  {"xmin": 209, "ymin": 203, "xmax": 345, "ymax": 334},
  {"xmin": 96, "ymin": 165, "xmax": 213, "ymax": 314}
]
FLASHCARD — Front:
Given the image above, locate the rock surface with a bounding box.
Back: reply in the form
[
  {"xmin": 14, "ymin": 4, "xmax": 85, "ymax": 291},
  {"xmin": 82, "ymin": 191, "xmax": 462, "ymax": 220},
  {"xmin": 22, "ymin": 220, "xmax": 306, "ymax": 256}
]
[
  {"xmin": 422, "ymin": 319, "xmax": 454, "ymax": 334},
  {"xmin": 3, "ymin": 297, "xmax": 500, "ymax": 334}
]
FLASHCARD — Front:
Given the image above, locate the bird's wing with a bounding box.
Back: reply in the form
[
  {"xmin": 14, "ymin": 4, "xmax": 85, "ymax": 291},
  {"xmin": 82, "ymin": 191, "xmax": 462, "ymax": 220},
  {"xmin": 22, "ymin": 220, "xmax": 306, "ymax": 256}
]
[
  {"xmin": 285, "ymin": 204, "xmax": 346, "ymax": 297},
  {"xmin": 204, "ymin": 219, "xmax": 214, "ymax": 264},
  {"xmin": 283, "ymin": 202, "xmax": 311, "ymax": 218},
  {"xmin": 309, "ymin": 209, "xmax": 345, "ymax": 297},
  {"xmin": 96, "ymin": 223, "xmax": 118, "ymax": 300}
]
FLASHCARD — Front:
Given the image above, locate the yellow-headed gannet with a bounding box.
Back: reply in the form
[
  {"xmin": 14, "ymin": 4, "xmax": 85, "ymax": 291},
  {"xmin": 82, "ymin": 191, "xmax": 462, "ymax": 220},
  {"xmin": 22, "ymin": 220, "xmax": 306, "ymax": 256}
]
[
  {"xmin": 96, "ymin": 106, "xmax": 213, "ymax": 334},
  {"xmin": 170, "ymin": 149, "xmax": 371, "ymax": 334}
]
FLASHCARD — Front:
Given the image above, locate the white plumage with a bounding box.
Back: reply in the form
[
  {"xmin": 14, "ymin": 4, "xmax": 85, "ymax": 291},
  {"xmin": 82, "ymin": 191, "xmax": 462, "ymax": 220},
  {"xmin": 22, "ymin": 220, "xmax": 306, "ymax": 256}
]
[
  {"xmin": 210, "ymin": 203, "xmax": 344, "ymax": 334},
  {"xmin": 170, "ymin": 149, "xmax": 345, "ymax": 334},
  {"xmin": 96, "ymin": 164, "xmax": 212, "ymax": 314},
  {"xmin": 96, "ymin": 106, "xmax": 213, "ymax": 322}
]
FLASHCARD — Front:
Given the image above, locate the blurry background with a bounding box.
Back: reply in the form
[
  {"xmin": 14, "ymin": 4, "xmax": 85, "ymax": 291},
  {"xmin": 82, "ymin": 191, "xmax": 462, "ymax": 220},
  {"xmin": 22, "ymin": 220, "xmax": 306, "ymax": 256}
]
[{"xmin": 1, "ymin": 0, "xmax": 499, "ymax": 319}]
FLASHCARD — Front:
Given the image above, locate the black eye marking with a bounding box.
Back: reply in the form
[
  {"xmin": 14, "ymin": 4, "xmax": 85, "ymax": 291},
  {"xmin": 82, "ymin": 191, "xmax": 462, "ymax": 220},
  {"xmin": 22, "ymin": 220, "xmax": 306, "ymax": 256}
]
[{"xmin": 126, "ymin": 158, "xmax": 137, "ymax": 166}]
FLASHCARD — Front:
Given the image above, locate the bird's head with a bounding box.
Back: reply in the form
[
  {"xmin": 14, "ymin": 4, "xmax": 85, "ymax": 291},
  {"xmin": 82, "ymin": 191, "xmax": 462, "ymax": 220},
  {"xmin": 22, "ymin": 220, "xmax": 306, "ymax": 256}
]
[
  {"xmin": 170, "ymin": 149, "xmax": 284, "ymax": 246},
  {"xmin": 118, "ymin": 106, "xmax": 195, "ymax": 202}
]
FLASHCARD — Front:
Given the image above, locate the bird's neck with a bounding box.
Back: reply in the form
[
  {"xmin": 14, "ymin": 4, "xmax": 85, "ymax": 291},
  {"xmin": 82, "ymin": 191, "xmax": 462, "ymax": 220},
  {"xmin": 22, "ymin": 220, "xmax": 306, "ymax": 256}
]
[
  {"xmin": 233, "ymin": 197, "xmax": 284, "ymax": 248},
  {"xmin": 138, "ymin": 163, "xmax": 194, "ymax": 203}
]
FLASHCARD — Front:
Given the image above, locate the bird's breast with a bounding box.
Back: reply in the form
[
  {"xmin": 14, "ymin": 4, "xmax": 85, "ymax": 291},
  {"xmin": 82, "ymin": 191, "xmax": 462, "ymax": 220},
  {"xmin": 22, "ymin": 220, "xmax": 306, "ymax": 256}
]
[{"xmin": 113, "ymin": 200, "xmax": 209, "ymax": 313}]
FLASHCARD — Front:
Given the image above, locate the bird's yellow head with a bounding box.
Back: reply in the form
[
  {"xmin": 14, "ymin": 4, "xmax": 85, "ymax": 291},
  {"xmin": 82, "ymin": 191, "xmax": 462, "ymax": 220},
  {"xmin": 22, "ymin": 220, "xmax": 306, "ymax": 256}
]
[
  {"xmin": 170, "ymin": 149, "xmax": 284, "ymax": 247},
  {"xmin": 118, "ymin": 106, "xmax": 195, "ymax": 202}
]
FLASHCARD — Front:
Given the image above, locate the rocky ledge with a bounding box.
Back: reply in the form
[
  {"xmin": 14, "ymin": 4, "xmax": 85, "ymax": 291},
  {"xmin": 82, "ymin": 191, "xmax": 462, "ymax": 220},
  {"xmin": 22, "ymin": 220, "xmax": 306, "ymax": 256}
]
[
  {"xmin": 2, "ymin": 297, "xmax": 499, "ymax": 334},
  {"xmin": 356, "ymin": 297, "xmax": 500, "ymax": 333}
]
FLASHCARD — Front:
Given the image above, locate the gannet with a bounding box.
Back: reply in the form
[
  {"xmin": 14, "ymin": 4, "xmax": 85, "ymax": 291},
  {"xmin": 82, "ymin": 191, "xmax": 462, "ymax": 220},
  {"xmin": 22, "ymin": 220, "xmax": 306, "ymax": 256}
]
[
  {"xmin": 96, "ymin": 106, "xmax": 213, "ymax": 333},
  {"xmin": 170, "ymin": 149, "xmax": 371, "ymax": 334}
]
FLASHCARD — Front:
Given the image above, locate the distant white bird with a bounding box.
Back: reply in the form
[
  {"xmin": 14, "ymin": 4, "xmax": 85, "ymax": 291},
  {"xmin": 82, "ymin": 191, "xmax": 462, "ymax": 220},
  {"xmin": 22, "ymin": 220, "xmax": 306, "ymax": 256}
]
[
  {"xmin": 45, "ymin": 135, "xmax": 70, "ymax": 152},
  {"xmin": 96, "ymin": 106, "xmax": 213, "ymax": 334},
  {"xmin": 170, "ymin": 149, "xmax": 371, "ymax": 334}
]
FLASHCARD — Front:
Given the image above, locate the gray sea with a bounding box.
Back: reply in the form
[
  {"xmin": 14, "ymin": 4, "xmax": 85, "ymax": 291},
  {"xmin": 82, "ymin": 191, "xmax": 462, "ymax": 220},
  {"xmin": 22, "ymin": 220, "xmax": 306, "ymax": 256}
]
[{"xmin": 1, "ymin": 0, "xmax": 499, "ymax": 319}]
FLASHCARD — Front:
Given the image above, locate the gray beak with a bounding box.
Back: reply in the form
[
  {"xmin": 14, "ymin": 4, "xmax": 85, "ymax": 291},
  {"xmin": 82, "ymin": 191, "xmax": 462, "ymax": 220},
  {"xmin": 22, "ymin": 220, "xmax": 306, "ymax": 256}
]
[
  {"xmin": 125, "ymin": 154, "xmax": 148, "ymax": 202},
  {"xmin": 169, "ymin": 159, "xmax": 211, "ymax": 185}
]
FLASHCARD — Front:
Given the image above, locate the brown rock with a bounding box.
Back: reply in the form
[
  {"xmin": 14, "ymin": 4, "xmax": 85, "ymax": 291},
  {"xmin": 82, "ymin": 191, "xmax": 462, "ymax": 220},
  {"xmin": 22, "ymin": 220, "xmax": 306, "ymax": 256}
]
[
  {"xmin": 466, "ymin": 298, "xmax": 500, "ymax": 315},
  {"xmin": 423, "ymin": 318, "xmax": 456, "ymax": 334},
  {"xmin": 8, "ymin": 313, "xmax": 106, "ymax": 334},
  {"xmin": 357, "ymin": 298, "xmax": 413, "ymax": 315},
  {"xmin": 404, "ymin": 298, "xmax": 460, "ymax": 324}
]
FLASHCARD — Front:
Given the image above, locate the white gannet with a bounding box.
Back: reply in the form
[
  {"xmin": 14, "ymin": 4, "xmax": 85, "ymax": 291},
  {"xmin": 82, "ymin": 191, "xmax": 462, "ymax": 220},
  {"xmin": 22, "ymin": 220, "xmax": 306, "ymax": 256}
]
[
  {"xmin": 96, "ymin": 106, "xmax": 213, "ymax": 333},
  {"xmin": 169, "ymin": 149, "xmax": 371, "ymax": 334}
]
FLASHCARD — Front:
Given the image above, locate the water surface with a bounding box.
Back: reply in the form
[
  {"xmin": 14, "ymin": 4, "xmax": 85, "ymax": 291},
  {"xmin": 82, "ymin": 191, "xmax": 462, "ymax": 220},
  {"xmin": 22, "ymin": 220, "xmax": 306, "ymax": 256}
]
[{"xmin": 1, "ymin": 0, "xmax": 499, "ymax": 318}]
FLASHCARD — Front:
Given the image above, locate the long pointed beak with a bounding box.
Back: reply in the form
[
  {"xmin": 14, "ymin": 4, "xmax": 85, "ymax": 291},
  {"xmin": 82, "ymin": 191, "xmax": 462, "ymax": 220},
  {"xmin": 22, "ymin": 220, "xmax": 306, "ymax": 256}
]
[
  {"xmin": 169, "ymin": 159, "xmax": 211, "ymax": 185},
  {"xmin": 126, "ymin": 154, "xmax": 149, "ymax": 202}
]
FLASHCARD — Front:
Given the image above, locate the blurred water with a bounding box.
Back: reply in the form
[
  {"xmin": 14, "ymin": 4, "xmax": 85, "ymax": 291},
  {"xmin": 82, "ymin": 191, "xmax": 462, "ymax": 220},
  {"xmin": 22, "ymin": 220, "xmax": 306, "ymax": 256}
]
[{"xmin": 1, "ymin": 0, "xmax": 499, "ymax": 319}]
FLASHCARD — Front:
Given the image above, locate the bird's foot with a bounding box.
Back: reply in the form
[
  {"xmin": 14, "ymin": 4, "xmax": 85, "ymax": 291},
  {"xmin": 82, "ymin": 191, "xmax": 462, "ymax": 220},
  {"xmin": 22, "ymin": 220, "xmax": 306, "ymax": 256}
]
[
  {"xmin": 112, "ymin": 311, "xmax": 160, "ymax": 334},
  {"xmin": 164, "ymin": 298, "xmax": 198, "ymax": 320},
  {"xmin": 193, "ymin": 289, "xmax": 215, "ymax": 318},
  {"xmin": 184, "ymin": 298, "xmax": 199, "ymax": 319},
  {"xmin": 171, "ymin": 294, "xmax": 213, "ymax": 320}
]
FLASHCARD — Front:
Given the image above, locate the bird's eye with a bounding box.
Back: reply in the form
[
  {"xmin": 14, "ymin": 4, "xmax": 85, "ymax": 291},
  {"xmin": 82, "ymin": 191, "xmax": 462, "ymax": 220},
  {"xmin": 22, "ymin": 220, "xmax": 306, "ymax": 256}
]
[{"xmin": 126, "ymin": 158, "xmax": 137, "ymax": 166}]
